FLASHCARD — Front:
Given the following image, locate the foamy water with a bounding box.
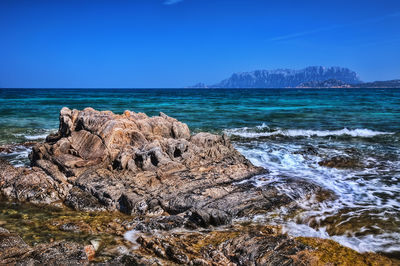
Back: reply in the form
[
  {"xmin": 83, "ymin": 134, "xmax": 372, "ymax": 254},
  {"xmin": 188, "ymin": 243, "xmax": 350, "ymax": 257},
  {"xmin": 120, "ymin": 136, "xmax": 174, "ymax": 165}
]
[
  {"xmin": 0, "ymin": 145, "xmax": 32, "ymax": 167},
  {"xmin": 230, "ymin": 125, "xmax": 400, "ymax": 254},
  {"xmin": 123, "ymin": 230, "xmax": 141, "ymax": 250},
  {"xmin": 0, "ymin": 130, "xmax": 56, "ymax": 167},
  {"xmin": 225, "ymin": 124, "xmax": 394, "ymax": 139},
  {"xmin": 13, "ymin": 130, "xmax": 55, "ymax": 141}
]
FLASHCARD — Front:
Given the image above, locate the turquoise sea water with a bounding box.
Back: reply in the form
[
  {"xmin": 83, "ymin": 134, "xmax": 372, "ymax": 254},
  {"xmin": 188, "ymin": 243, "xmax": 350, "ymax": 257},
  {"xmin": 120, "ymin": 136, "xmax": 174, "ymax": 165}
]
[{"xmin": 1, "ymin": 88, "xmax": 400, "ymax": 256}]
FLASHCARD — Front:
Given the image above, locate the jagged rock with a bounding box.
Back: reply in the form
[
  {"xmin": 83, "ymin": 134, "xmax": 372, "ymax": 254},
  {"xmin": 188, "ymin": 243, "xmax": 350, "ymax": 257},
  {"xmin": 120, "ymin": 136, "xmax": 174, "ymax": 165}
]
[
  {"xmin": 318, "ymin": 155, "xmax": 361, "ymax": 169},
  {"xmin": 0, "ymin": 158, "xmax": 66, "ymax": 205},
  {"xmin": 65, "ymin": 187, "xmax": 107, "ymax": 212},
  {"xmin": 23, "ymin": 108, "xmax": 267, "ymax": 219},
  {"xmin": 135, "ymin": 215, "xmax": 186, "ymax": 232},
  {"xmin": 101, "ymin": 254, "xmax": 163, "ymax": 265},
  {"xmin": 189, "ymin": 208, "xmax": 232, "ymax": 227},
  {"xmin": 0, "ymin": 227, "xmax": 30, "ymax": 264}
]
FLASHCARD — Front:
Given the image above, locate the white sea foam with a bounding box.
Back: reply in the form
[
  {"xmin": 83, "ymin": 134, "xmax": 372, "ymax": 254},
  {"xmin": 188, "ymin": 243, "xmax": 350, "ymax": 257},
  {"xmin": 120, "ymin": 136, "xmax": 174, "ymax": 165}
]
[
  {"xmin": 23, "ymin": 134, "xmax": 49, "ymax": 140},
  {"xmin": 225, "ymin": 125, "xmax": 394, "ymax": 139},
  {"xmin": 235, "ymin": 140, "xmax": 400, "ymax": 254},
  {"xmin": 14, "ymin": 131, "xmax": 53, "ymax": 141},
  {"xmin": 123, "ymin": 230, "xmax": 141, "ymax": 250},
  {"xmin": 0, "ymin": 145, "xmax": 32, "ymax": 167}
]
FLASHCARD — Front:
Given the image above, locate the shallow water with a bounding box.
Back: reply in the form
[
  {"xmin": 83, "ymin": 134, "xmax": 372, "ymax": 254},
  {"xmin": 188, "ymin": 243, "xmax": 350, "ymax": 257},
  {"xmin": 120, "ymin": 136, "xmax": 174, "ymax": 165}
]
[
  {"xmin": 0, "ymin": 88, "xmax": 399, "ymax": 255},
  {"xmin": 0, "ymin": 200, "xmax": 130, "ymax": 246}
]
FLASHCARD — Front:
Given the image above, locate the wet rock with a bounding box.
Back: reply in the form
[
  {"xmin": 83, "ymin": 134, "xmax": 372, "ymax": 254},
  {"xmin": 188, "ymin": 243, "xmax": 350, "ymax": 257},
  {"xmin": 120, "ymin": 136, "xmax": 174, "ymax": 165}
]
[
  {"xmin": 318, "ymin": 155, "xmax": 361, "ymax": 169},
  {"xmin": 102, "ymin": 254, "xmax": 162, "ymax": 265},
  {"xmin": 84, "ymin": 244, "xmax": 96, "ymax": 261},
  {"xmin": 0, "ymin": 142, "xmax": 36, "ymax": 154},
  {"xmin": 59, "ymin": 222, "xmax": 81, "ymax": 232},
  {"xmin": 190, "ymin": 208, "xmax": 232, "ymax": 227},
  {"xmin": 294, "ymin": 145, "xmax": 319, "ymax": 156},
  {"xmin": 65, "ymin": 187, "xmax": 107, "ymax": 212},
  {"xmin": 0, "ymin": 145, "xmax": 13, "ymax": 154},
  {"xmin": 0, "ymin": 227, "xmax": 89, "ymax": 265},
  {"xmin": 23, "ymin": 241, "xmax": 89, "ymax": 265},
  {"xmin": 0, "ymin": 158, "xmax": 65, "ymax": 205},
  {"xmin": 136, "ymin": 215, "xmax": 186, "ymax": 232},
  {"xmin": 0, "ymin": 227, "xmax": 30, "ymax": 264}
]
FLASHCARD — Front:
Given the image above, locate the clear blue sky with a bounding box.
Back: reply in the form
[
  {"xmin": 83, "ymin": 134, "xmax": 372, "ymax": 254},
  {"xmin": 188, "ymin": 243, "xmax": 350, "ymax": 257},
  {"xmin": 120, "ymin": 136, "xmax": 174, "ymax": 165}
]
[{"xmin": 0, "ymin": 0, "xmax": 399, "ymax": 88}]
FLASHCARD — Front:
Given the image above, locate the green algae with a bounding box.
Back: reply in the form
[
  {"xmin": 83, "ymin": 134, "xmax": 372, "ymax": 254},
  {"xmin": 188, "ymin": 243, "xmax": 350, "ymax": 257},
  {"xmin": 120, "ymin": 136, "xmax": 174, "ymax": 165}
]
[{"xmin": 0, "ymin": 200, "xmax": 132, "ymax": 248}]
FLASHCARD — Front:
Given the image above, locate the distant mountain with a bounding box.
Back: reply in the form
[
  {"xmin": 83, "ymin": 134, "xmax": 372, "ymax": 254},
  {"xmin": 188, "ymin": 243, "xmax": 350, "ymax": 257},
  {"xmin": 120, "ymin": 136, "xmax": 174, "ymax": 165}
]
[{"xmin": 191, "ymin": 66, "xmax": 362, "ymax": 88}]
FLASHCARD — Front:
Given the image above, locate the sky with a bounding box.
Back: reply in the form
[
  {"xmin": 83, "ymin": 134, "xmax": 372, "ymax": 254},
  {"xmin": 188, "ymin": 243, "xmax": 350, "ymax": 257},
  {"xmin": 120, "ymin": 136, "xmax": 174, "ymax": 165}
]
[{"xmin": 0, "ymin": 0, "xmax": 399, "ymax": 88}]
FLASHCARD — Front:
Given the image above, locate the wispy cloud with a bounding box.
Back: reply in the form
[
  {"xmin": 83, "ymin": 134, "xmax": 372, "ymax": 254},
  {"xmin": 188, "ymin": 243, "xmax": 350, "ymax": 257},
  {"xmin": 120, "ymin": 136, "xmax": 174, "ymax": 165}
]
[
  {"xmin": 268, "ymin": 25, "xmax": 339, "ymax": 42},
  {"xmin": 268, "ymin": 11, "xmax": 400, "ymax": 42},
  {"xmin": 164, "ymin": 0, "xmax": 184, "ymax": 5}
]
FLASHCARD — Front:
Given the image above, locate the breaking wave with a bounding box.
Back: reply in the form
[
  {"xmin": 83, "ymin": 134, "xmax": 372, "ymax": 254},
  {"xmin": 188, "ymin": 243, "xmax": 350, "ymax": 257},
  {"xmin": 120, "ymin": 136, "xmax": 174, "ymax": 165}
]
[
  {"xmin": 225, "ymin": 124, "xmax": 394, "ymax": 139},
  {"xmin": 13, "ymin": 130, "xmax": 54, "ymax": 141},
  {"xmin": 234, "ymin": 137, "xmax": 400, "ymax": 255},
  {"xmin": 0, "ymin": 145, "xmax": 32, "ymax": 167}
]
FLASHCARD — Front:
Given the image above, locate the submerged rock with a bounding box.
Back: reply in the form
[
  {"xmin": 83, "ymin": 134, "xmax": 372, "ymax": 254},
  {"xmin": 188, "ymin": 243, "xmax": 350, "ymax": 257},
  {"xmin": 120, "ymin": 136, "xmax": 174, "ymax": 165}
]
[
  {"xmin": 0, "ymin": 227, "xmax": 89, "ymax": 264},
  {"xmin": 318, "ymin": 155, "xmax": 362, "ymax": 169}
]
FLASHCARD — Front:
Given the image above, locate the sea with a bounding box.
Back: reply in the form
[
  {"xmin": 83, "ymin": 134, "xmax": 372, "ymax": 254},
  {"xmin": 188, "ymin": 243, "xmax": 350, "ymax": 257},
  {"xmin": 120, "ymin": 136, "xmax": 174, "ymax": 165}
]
[{"xmin": 1, "ymin": 88, "xmax": 399, "ymax": 256}]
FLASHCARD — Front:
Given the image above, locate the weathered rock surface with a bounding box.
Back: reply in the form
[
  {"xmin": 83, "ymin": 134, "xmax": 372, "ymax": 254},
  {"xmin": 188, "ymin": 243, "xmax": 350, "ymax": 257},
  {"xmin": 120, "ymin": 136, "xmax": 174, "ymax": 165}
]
[
  {"xmin": 0, "ymin": 158, "xmax": 67, "ymax": 205},
  {"xmin": 318, "ymin": 155, "xmax": 362, "ymax": 169},
  {"xmin": 7, "ymin": 107, "xmax": 272, "ymax": 220}
]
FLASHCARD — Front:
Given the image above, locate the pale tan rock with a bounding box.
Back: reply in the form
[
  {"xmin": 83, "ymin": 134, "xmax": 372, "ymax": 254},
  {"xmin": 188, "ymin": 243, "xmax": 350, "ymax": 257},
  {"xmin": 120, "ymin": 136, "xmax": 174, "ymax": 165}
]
[{"xmin": 22, "ymin": 107, "xmax": 266, "ymax": 217}]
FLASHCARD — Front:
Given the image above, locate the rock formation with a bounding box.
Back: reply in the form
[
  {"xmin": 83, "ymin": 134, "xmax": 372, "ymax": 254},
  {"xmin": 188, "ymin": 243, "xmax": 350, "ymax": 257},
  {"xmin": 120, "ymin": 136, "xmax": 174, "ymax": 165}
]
[
  {"xmin": 20, "ymin": 107, "xmax": 270, "ymax": 219},
  {"xmin": 1, "ymin": 107, "xmax": 328, "ymax": 225}
]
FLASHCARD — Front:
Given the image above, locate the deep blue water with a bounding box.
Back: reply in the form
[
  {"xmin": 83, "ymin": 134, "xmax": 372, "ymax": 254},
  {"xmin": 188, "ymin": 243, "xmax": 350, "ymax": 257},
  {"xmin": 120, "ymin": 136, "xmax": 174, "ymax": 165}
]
[{"xmin": 0, "ymin": 88, "xmax": 400, "ymax": 255}]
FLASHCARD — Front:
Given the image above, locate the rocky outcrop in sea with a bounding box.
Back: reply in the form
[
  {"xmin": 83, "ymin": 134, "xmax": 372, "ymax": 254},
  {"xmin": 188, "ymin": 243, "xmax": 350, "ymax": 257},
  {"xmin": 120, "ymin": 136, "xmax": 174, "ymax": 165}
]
[{"xmin": 0, "ymin": 108, "xmax": 397, "ymax": 264}]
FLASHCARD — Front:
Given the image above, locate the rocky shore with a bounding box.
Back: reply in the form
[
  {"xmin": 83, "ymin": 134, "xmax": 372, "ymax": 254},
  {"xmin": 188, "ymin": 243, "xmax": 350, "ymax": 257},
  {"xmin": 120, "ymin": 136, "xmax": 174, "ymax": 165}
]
[{"xmin": 0, "ymin": 108, "xmax": 398, "ymax": 265}]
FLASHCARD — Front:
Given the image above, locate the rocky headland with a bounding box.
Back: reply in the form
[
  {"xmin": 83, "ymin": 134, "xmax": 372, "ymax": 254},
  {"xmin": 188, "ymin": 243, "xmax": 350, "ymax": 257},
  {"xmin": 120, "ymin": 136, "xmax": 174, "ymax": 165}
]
[
  {"xmin": 0, "ymin": 108, "xmax": 397, "ymax": 265},
  {"xmin": 190, "ymin": 66, "xmax": 361, "ymax": 88}
]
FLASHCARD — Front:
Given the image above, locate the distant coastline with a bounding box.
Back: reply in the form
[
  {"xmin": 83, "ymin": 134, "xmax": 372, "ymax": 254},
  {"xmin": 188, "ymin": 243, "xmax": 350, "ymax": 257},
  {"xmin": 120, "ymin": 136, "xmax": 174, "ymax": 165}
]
[{"xmin": 190, "ymin": 66, "xmax": 400, "ymax": 89}]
